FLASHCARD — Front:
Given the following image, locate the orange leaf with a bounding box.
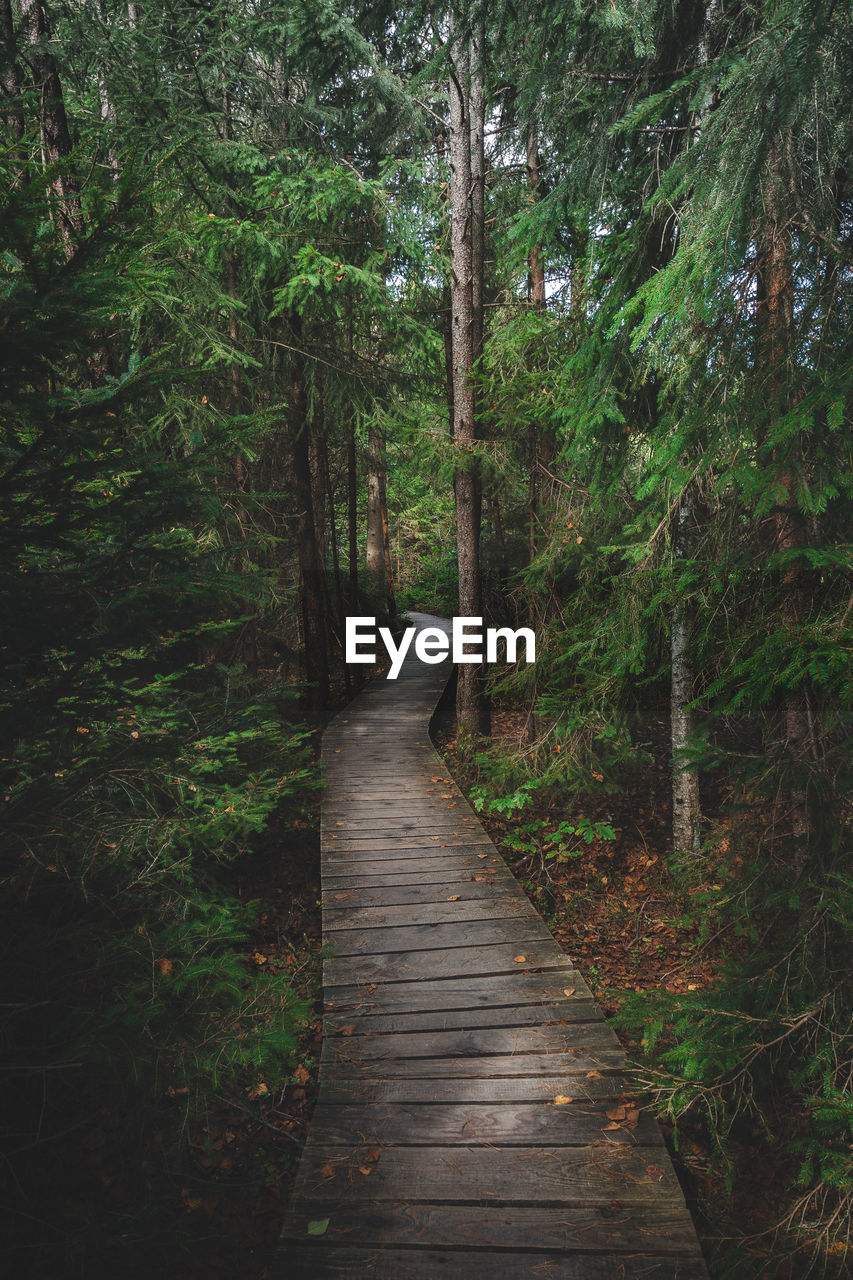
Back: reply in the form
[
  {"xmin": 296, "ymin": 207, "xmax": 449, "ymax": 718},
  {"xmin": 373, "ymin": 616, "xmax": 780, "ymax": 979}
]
[
  {"xmin": 320, "ymin": 1165, "xmax": 336, "ymax": 1180},
  {"xmin": 553, "ymin": 1095, "xmax": 573, "ymax": 1106},
  {"xmin": 513, "ymin": 955, "xmax": 526, "ymax": 963}
]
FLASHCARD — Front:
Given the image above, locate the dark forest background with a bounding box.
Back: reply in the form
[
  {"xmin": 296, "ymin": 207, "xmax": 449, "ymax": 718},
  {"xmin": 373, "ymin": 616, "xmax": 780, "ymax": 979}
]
[{"xmin": 1, "ymin": 1, "xmax": 851, "ymax": 1276}]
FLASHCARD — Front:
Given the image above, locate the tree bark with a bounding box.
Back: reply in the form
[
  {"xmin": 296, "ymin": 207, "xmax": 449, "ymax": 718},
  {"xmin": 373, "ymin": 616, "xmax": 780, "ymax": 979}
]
[
  {"xmin": 760, "ymin": 140, "xmax": 812, "ymax": 850},
  {"xmin": 366, "ymin": 422, "xmax": 386, "ymax": 602},
  {"xmin": 2, "ymin": 0, "xmax": 25, "ymax": 146},
  {"xmin": 669, "ymin": 4, "xmax": 718, "ymax": 852},
  {"xmin": 526, "ymin": 123, "xmax": 546, "ymax": 564},
  {"xmin": 18, "ymin": 0, "xmax": 84, "ymax": 257},
  {"xmin": 344, "ymin": 308, "xmax": 360, "ymax": 613},
  {"xmin": 290, "ymin": 345, "xmax": 329, "ymax": 717},
  {"xmin": 671, "ymin": 493, "xmax": 702, "ymax": 852},
  {"xmin": 448, "ymin": 9, "xmax": 487, "ymax": 738}
]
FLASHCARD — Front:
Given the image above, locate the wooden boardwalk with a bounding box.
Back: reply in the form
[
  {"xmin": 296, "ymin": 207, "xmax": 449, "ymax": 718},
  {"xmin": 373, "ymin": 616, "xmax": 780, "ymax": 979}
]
[{"xmin": 276, "ymin": 613, "xmax": 708, "ymax": 1278}]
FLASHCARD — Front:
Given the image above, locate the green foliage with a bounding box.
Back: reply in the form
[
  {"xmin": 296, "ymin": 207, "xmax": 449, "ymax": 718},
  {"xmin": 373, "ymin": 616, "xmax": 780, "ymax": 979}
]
[
  {"xmin": 470, "ymin": 777, "xmax": 615, "ymax": 862},
  {"xmin": 0, "ymin": 132, "xmax": 316, "ymax": 1272}
]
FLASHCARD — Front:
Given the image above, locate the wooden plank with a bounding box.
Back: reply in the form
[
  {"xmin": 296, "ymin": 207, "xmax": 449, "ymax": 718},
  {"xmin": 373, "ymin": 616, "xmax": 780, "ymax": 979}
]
[
  {"xmin": 323, "ymin": 833, "xmax": 492, "ymax": 852},
  {"xmin": 306, "ymin": 1100, "xmax": 663, "ymax": 1148},
  {"xmin": 324, "ymin": 970, "xmax": 593, "ymax": 1014},
  {"xmin": 292, "ymin": 1142, "xmax": 687, "ymax": 1205},
  {"xmin": 324, "ymin": 810, "xmax": 473, "ymax": 825},
  {"xmin": 323, "ymin": 939, "xmax": 575, "ymax": 987},
  {"xmin": 281, "ymin": 1200, "xmax": 697, "ymax": 1255},
  {"xmin": 322, "ymin": 859, "xmax": 510, "ymax": 882},
  {"xmin": 325, "ymin": 917, "xmax": 555, "ymax": 958},
  {"xmin": 324, "ymin": 1001, "xmax": 598, "ymax": 1036},
  {"xmin": 324, "ymin": 897, "xmax": 538, "ymax": 931},
  {"xmin": 322, "ymin": 1050, "xmax": 626, "ymax": 1079},
  {"xmin": 323, "ymin": 1021, "xmax": 620, "ymax": 1064},
  {"xmin": 323, "ymin": 880, "xmax": 517, "ymax": 908},
  {"xmin": 322, "ymin": 845, "xmax": 506, "ymax": 865},
  {"xmin": 275, "ymin": 1247, "xmax": 707, "ymax": 1279},
  {"xmin": 318, "ymin": 1075, "xmax": 632, "ymax": 1106},
  {"xmin": 323, "ymin": 868, "xmax": 508, "ymax": 889}
]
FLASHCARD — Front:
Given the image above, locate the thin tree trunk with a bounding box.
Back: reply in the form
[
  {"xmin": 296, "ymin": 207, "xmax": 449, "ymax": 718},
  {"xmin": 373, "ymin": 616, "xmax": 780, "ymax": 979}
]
[
  {"xmin": 761, "ymin": 140, "xmax": 812, "ymax": 850},
  {"xmin": 671, "ymin": 493, "xmax": 702, "ymax": 852},
  {"xmin": 526, "ymin": 123, "xmax": 546, "ymax": 565},
  {"xmin": 380, "ymin": 466, "xmax": 396, "ymax": 624},
  {"xmin": 324, "ymin": 437, "xmax": 350, "ymax": 694},
  {"xmin": 669, "ymin": 5, "xmax": 718, "ymax": 852},
  {"xmin": 310, "ymin": 431, "xmax": 327, "ymax": 573},
  {"xmin": 526, "ymin": 126, "xmax": 546, "ymax": 310},
  {"xmin": 19, "ymin": 0, "xmax": 84, "ymax": 258},
  {"xmin": 290, "ymin": 344, "xmax": 329, "ymax": 717},
  {"xmin": 344, "ymin": 308, "xmax": 359, "ymax": 613},
  {"xmin": 366, "ymin": 423, "xmax": 386, "ymax": 604},
  {"xmin": 2, "ymin": 0, "xmax": 25, "ymax": 147},
  {"xmin": 448, "ymin": 10, "xmax": 486, "ymax": 738}
]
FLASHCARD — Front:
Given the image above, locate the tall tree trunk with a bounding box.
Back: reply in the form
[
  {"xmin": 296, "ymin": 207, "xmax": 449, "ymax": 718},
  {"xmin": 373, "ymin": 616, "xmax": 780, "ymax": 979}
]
[
  {"xmin": 290, "ymin": 344, "xmax": 329, "ymax": 717},
  {"xmin": 760, "ymin": 140, "xmax": 812, "ymax": 852},
  {"xmin": 2, "ymin": 0, "xmax": 25, "ymax": 147},
  {"xmin": 310, "ymin": 432, "xmax": 327, "ymax": 573},
  {"xmin": 526, "ymin": 126, "xmax": 546, "ymax": 310},
  {"xmin": 366, "ymin": 423, "xmax": 387, "ymax": 604},
  {"xmin": 344, "ymin": 307, "xmax": 359, "ymax": 613},
  {"xmin": 346, "ymin": 417, "xmax": 359, "ymax": 613},
  {"xmin": 379, "ymin": 462, "xmax": 396, "ymax": 624},
  {"xmin": 19, "ymin": 0, "xmax": 84, "ymax": 257},
  {"xmin": 671, "ymin": 493, "xmax": 702, "ymax": 852},
  {"xmin": 448, "ymin": 9, "xmax": 487, "ymax": 738},
  {"xmin": 669, "ymin": 5, "xmax": 719, "ymax": 852},
  {"xmin": 323, "ymin": 435, "xmax": 350, "ymax": 694},
  {"xmin": 526, "ymin": 123, "xmax": 546, "ymax": 565},
  {"xmin": 219, "ymin": 71, "xmax": 258, "ymax": 672}
]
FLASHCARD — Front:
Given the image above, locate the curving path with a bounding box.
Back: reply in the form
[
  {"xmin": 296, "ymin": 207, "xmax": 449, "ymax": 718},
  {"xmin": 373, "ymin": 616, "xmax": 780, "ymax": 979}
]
[{"xmin": 275, "ymin": 613, "xmax": 708, "ymax": 1277}]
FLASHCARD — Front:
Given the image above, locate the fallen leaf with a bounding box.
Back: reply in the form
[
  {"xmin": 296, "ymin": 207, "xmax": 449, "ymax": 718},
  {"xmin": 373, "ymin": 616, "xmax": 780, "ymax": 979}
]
[
  {"xmin": 553, "ymin": 1095, "xmax": 574, "ymax": 1106},
  {"xmin": 514, "ymin": 955, "xmax": 527, "ymax": 963},
  {"xmin": 157, "ymin": 957, "xmax": 173, "ymax": 976},
  {"xmin": 320, "ymin": 1164, "xmax": 336, "ymax": 1180},
  {"xmin": 339, "ymin": 1024, "xmax": 356, "ymax": 1037},
  {"xmin": 294, "ymin": 1064, "xmax": 310, "ymax": 1086},
  {"xmin": 358, "ymin": 1165, "xmax": 373, "ymax": 1176},
  {"xmin": 446, "ymin": 895, "xmax": 460, "ymax": 901},
  {"xmin": 602, "ymin": 1122, "xmax": 622, "ymax": 1131},
  {"xmin": 307, "ymin": 1219, "xmax": 330, "ymax": 1237},
  {"xmin": 606, "ymin": 1105, "xmax": 627, "ymax": 1121},
  {"xmin": 586, "ymin": 1070, "xmax": 604, "ymax": 1079},
  {"xmin": 477, "ymin": 853, "xmax": 488, "ymax": 858},
  {"xmin": 563, "ymin": 987, "xmax": 576, "ymax": 997}
]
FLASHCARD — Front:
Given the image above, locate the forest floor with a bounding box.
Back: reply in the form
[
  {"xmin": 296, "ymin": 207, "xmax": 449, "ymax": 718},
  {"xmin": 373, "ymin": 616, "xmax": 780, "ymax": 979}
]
[{"xmin": 112, "ymin": 686, "xmax": 788, "ymax": 1279}]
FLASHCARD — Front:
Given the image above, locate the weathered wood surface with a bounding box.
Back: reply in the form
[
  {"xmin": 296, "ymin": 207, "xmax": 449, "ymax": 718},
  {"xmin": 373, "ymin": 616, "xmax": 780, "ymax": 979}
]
[{"xmin": 275, "ymin": 612, "xmax": 707, "ymax": 1277}]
